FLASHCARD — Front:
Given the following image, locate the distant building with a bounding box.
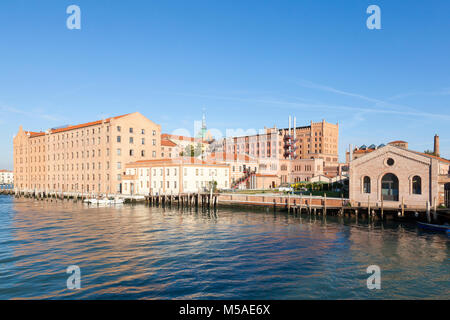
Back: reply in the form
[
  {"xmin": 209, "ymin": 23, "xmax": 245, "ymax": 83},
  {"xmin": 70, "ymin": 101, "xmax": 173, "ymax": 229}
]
[
  {"xmin": 349, "ymin": 136, "xmax": 450, "ymax": 209},
  {"xmin": 161, "ymin": 137, "xmax": 180, "ymax": 159},
  {"xmin": 122, "ymin": 158, "xmax": 230, "ymax": 195},
  {"xmin": 0, "ymin": 170, "xmax": 13, "ymax": 184},
  {"xmin": 207, "ymin": 152, "xmax": 258, "ymax": 189},
  {"xmin": 221, "ymin": 119, "xmax": 340, "ymax": 184},
  {"xmin": 388, "ymin": 140, "xmax": 408, "ymax": 149},
  {"xmin": 278, "ymin": 119, "xmax": 339, "ymax": 163},
  {"xmin": 13, "ymin": 112, "xmax": 162, "ymax": 194},
  {"xmin": 347, "ymin": 140, "xmax": 410, "ymax": 163},
  {"xmin": 161, "ymin": 133, "xmax": 211, "ymax": 158}
]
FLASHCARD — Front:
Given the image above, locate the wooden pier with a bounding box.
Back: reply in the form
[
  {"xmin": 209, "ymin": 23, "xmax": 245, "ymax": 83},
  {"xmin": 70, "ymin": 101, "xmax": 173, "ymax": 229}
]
[
  {"xmin": 2, "ymin": 189, "xmax": 449, "ymax": 223},
  {"xmin": 144, "ymin": 192, "xmax": 219, "ymax": 211},
  {"xmin": 216, "ymin": 193, "xmax": 450, "ymax": 223}
]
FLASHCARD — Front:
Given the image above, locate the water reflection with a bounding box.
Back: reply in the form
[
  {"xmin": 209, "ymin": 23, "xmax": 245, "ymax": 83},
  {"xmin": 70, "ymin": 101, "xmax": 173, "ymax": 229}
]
[{"xmin": 0, "ymin": 196, "xmax": 448, "ymax": 299}]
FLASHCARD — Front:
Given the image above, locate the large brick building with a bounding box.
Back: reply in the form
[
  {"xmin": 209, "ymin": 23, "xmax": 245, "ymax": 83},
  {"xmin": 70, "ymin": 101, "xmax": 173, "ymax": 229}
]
[
  {"xmin": 221, "ymin": 119, "xmax": 340, "ymax": 184},
  {"xmin": 349, "ymin": 142, "xmax": 450, "ymax": 209},
  {"xmin": 13, "ymin": 112, "xmax": 161, "ymax": 194}
]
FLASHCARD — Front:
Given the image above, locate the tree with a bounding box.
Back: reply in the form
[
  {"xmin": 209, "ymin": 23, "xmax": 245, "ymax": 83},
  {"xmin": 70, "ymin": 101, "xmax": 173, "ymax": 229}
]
[
  {"xmin": 194, "ymin": 143, "xmax": 203, "ymax": 157},
  {"xmin": 183, "ymin": 145, "xmax": 195, "ymax": 157}
]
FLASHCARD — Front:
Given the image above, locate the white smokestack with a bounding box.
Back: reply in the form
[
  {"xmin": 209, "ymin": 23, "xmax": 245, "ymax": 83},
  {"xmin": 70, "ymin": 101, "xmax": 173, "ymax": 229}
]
[
  {"xmin": 288, "ymin": 116, "xmax": 291, "ymax": 160},
  {"xmin": 293, "ymin": 117, "xmax": 296, "ymax": 159}
]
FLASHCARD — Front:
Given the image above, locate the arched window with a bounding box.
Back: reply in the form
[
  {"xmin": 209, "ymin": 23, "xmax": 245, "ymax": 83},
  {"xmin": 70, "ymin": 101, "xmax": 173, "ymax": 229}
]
[
  {"xmin": 412, "ymin": 176, "xmax": 421, "ymax": 194},
  {"xmin": 382, "ymin": 173, "xmax": 399, "ymax": 201},
  {"xmin": 363, "ymin": 176, "xmax": 371, "ymax": 193}
]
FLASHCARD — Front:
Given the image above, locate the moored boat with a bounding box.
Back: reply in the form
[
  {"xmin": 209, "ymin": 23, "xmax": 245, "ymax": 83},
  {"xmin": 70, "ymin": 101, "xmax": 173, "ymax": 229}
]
[
  {"xmin": 417, "ymin": 221, "xmax": 450, "ymax": 232},
  {"xmin": 83, "ymin": 197, "xmax": 124, "ymax": 205}
]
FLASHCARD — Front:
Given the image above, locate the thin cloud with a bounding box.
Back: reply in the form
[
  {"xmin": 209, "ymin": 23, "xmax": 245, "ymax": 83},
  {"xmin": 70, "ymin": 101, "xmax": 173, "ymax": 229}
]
[
  {"xmin": 388, "ymin": 87, "xmax": 450, "ymax": 101},
  {"xmin": 0, "ymin": 105, "xmax": 65, "ymax": 122},
  {"xmin": 296, "ymin": 79, "xmax": 429, "ymax": 114},
  {"xmin": 296, "ymin": 79, "xmax": 383, "ymax": 104},
  {"xmin": 170, "ymin": 92, "xmax": 450, "ymax": 121}
]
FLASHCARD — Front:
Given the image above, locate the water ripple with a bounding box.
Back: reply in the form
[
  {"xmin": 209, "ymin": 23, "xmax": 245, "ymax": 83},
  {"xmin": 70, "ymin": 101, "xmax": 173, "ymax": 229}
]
[{"xmin": 0, "ymin": 195, "xmax": 448, "ymax": 299}]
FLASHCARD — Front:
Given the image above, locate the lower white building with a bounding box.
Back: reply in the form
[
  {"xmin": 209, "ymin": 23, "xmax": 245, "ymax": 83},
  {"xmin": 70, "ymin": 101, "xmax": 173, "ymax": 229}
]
[
  {"xmin": 122, "ymin": 158, "xmax": 230, "ymax": 195},
  {"xmin": 0, "ymin": 170, "xmax": 13, "ymax": 184}
]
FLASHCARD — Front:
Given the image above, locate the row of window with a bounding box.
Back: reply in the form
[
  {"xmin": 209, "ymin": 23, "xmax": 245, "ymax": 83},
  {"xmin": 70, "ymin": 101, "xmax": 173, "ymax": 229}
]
[
  {"xmin": 116, "ymin": 126, "xmax": 156, "ymax": 136},
  {"xmin": 125, "ymin": 179, "xmax": 229, "ymax": 192},
  {"xmin": 363, "ymin": 176, "xmax": 422, "ymax": 194},
  {"xmin": 21, "ymin": 183, "xmax": 108, "ymax": 192}
]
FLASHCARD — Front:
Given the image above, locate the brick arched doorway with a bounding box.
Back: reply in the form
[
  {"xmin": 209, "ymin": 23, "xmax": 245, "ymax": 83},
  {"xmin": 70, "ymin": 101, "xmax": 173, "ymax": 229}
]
[
  {"xmin": 445, "ymin": 183, "xmax": 450, "ymax": 208},
  {"xmin": 381, "ymin": 173, "xmax": 399, "ymax": 201}
]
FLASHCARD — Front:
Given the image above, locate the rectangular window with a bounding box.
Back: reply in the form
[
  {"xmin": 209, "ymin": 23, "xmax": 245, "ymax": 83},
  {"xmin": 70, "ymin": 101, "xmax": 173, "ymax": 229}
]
[
  {"xmin": 117, "ymin": 126, "xmax": 121, "ymax": 132},
  {"xmin": 117, "ymin": 136, "xmax": 121, "ymax": 143},
  {"xmin": 117, "ymin": 148, "xmax": 121, "ymax": 155},
  {"xmin": 129, "ymin": 128, "xmax": 133, "ymax": 133},
  {"xmin": 117, "ymin": 162, "xmax": 122, "ymax": 169},
  {"xmin": 129, "ymin": 137, "xmax": 134, "ymax": 144}
]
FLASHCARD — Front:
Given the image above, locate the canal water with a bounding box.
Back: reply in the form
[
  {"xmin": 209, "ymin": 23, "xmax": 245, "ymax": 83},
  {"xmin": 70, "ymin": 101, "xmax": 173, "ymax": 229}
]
[{"xmin": 0, "ymin": 195, "xmax": 448, "ymax": 299}]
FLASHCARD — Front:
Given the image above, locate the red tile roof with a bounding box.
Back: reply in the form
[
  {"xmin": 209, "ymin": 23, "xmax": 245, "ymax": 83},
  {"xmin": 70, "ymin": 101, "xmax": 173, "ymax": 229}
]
[
  {"xmin": 161, "ymin": 138, "xmax": 177, "ymax": 147},
  {"xmin": 412, "ymin": 151, "xmax": 450, "ymax": 164},
  {"xmin": 161, "ymin": 133, "xmax": 209, "ymax": 144},
  {"xmin": 26, "ymin": 113, "xmax": 130, "ymax": 138},
  {"xmin": 352, "ymin": 149, "xmax": 374, "ymax": 154}
]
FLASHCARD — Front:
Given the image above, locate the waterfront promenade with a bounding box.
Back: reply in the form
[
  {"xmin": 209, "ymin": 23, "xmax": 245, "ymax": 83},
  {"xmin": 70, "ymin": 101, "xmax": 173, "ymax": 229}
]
[{"xmin": 2, "ymin": 189, "xmax": 449, "ymax": 223}]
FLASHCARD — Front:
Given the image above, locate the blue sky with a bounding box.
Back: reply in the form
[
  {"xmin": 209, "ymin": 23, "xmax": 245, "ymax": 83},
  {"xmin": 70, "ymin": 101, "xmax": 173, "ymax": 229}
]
[{"xmin": 1, "ymin": 0, "xmax": 449, "ymax": 169}]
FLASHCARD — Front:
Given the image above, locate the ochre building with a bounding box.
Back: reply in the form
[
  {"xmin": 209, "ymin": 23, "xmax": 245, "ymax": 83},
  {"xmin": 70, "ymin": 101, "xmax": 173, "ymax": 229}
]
[{"xmin": 13, "ymin": 112, "xmax": 161, "ymax": 194}]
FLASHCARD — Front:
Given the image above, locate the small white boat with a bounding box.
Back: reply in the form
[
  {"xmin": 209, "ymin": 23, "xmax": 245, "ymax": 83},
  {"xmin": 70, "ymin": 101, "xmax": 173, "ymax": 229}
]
[
  {"xmin": 84, "ymin": 197, "xmax": 124, "ymax": 205},
  {"xmin": 113, "ymin": 198, "xmax": 124, "ymax": 204},
  {"xmin": 83, "ymin": 198, "xmax": 98, "ymax": 204}
]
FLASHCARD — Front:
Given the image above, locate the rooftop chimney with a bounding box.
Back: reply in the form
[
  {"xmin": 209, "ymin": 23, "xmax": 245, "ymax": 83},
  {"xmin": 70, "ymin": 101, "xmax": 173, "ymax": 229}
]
[
  {"xmin": 349, "ymin": 144, "xmax": 353, "ymax": 162},
  {"xmin": 434, "ymin": 134, "xmax": 440, "ymax": 157}
]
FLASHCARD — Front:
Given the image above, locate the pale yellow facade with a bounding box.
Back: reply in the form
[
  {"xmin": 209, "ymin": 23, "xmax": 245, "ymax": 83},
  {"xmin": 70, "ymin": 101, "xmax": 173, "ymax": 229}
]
[
  {"xmin": 13, "ymin": 112, "xmax": 161, "ymax": 194},
  {"xmin": 122, "ymin": 158, "xmax": 230, "ymax": 195},
  {"xmin": 0, "ymin": 170, "xmax": 14, "ymax": 184}
]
